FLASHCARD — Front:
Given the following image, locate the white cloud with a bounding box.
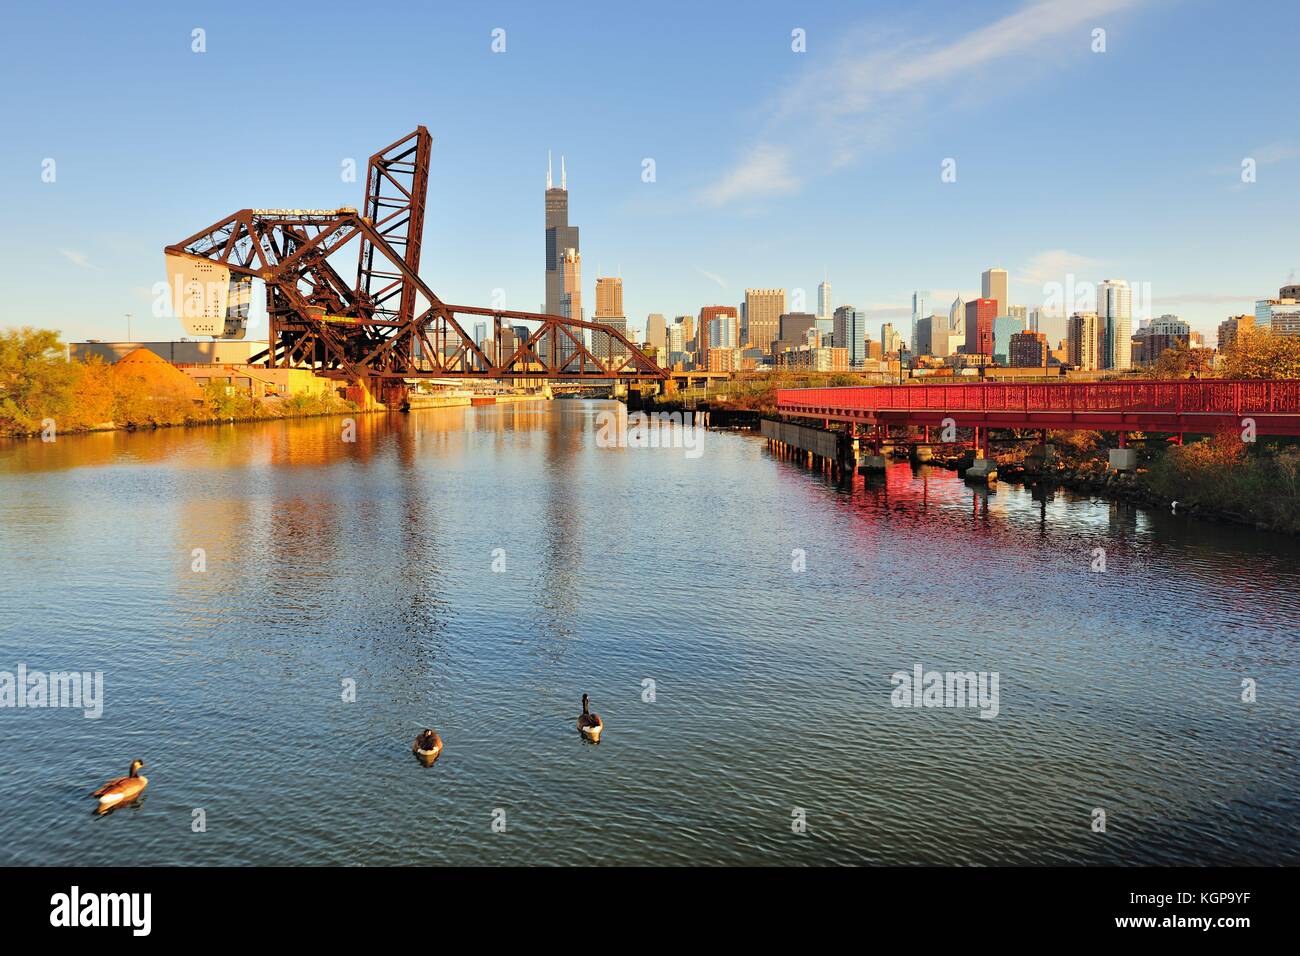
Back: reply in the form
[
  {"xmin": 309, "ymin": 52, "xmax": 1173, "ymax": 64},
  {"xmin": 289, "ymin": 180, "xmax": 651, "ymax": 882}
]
[
  {"xmin": 59, "ymin": 249, "xmax": 96, "ymax": 269},
  {"xmin": 694, "ymin": 267, "xmax": 728, "ymax": 288},
  {"xmin": 701, "ymin": 0, "xmax": 1148, "ymax": 205},
  {"xmin": 698, "ymin": 144, "xmax": 800, "ymax": 207}
]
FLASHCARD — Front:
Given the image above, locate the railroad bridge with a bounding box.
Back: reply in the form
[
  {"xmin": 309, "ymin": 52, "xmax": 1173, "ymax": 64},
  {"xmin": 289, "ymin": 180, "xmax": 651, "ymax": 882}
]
[{"xmin": 165, "ymin": 127, "xmax": 667, "ymax": 408}]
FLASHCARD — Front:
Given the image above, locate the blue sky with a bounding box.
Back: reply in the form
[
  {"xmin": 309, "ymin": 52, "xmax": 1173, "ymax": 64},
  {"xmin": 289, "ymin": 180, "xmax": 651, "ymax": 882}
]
[{"xmin": 2, "ymin": 0, "xmax": 1298, "ymax": 344}]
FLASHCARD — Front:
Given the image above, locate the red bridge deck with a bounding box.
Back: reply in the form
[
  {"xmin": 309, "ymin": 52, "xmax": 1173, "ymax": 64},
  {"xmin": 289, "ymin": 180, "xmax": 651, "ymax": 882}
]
[{"xmin": 776, "ymin": 380, "xmax": 1300, "ymax": 436}]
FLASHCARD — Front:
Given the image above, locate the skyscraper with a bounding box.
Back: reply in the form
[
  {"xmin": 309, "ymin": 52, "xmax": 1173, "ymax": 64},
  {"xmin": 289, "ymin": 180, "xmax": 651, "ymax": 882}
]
[
  {"xmin": 992, "ymin": 314, "xmax": 1026, "ymax": 364},
  {"xmin": 833, "ymin": 306, "xmax": 867, "ymax": 367},
  {"xmin": 879, "ymin": 322, "xmax": 902, "ymax": 355},
  {"xmin": 950, "ymin": 295, "xmax": 965, "ymax": 335},
  {"xmin": 1255, "ymin": 297, "xmax": 1300, "ymax": 337},
  {"xmin": 964, "ymin": 298, "xmax": 996, "ymax": 357},
  {"xmin": 1068, "ymin": 312, "xmax": 1102, "ymax": 371},
  {"xmin": 594, "ymin": 276, "xmax": 623, "ymax": 318},
  {"xmin": 1097, "ymin": 279, "xmax": 1132, "ymax": 369},
  {"xmin": 646, "ymin": 313, "xmax": 668, "ymax": 355},
  {"xmin": 544, "ymin": 153, "xmax": 581, "ymax": 366},
  {"xmin": 817, "ymin": 276, "xmax": 832, "ymax": 324},
  {"xmin": 593, "ymin": 277, "xmax": 626, "ymax": 361},
  {"xmin": 981, "ymin": 268, "xmax": 1008, "ymax": 317},
  {"xmin": 698, "ymin": 305, "xmax": 738, "ymax": 357},
  {"xmin": 744, "ymin": 289, "xmax": 785, "ymax": 353},
  {"xmin": 911, "ymin": 290, "xmax": 930, "ymax": 358}
]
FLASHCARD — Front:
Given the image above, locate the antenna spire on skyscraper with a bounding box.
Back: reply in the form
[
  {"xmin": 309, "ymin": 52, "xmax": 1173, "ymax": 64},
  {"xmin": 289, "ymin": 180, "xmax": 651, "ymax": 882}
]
[
  {"xmin": 547, "ymin": 150, "xmax": 553, "ymax": 190},
  {"xmin": 561, "ymin": 155, "xmax": 566, "ymax": 191}
]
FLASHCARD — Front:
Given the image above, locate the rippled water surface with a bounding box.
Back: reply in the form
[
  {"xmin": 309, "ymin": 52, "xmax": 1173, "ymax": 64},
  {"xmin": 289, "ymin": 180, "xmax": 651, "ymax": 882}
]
[{"xmin": 1, "ymin": 401, "xmax": 1297, "ymax": 865}]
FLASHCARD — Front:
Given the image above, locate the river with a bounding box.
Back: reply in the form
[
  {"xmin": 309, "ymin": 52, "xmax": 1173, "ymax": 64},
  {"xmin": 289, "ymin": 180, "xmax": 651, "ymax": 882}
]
[{"xmin": 1, "ymin": 401, "xmax": 1297, "ymax": 865}]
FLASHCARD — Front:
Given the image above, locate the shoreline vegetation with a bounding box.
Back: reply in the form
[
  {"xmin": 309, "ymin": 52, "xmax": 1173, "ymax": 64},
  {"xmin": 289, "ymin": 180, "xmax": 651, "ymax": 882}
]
[{"xmin": 2, "ymin": 327, "xmax": 360, "ymax": 440}]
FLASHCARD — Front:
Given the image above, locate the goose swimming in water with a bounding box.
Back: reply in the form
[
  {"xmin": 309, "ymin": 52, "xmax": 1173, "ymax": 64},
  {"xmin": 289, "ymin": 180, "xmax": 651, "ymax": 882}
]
[
  {"xmin": 577, "ymin": 694, "xmax": 603, "ymax": 743},
  {"xmin": 413, "ymin": 729, "xmax": 443, "ymax": 765},
  {"xmin": 91, "ymin": 760, "xmax": 147, "ymax": 814}
]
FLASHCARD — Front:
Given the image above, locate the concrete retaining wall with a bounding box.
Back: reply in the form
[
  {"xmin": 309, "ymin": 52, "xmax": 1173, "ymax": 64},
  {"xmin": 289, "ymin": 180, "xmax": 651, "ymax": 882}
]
[{"xmin": 761, "ymin": 419, "xmax": 843, "ymax": 459}]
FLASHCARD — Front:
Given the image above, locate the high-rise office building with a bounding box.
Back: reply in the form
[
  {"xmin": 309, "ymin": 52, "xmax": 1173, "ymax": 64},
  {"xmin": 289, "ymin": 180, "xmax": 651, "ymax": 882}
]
[
  {"xmin": 646, "ymin": 313, "xmax": 668, "ymax": 354},
  {"xmin": 911, "ymin": 290, "xmax": 930, "ymax": 359},
  {"xmin": 744, "ymin": 289, "xmax": 785, "ymax": 353},
  {"xmin": 594, "ymin": 277, "xmax": 623, "ymax": 318},
  {"xmin": 778, "ymin": 312, "xmax": 817, "ymax": 343},
  {"xmin": 964, "ymin": 298, "xmax": 997, "ymax": 357},
  {"xmin": 982, "ymin": 268, "xmax": 1008, "ymax": 318},
  {"xmin": 708, "ymin": 313, "xmax": 740, "ymax": 350},
  {"xmin": 1097, "ymin": 279, "xmax": 1133, "ymax": 369},
  {"xmin": 950, "ymin": 295, "xmax": 966, "ymax": 337},
  {"xmin": 1009, "ymin": 330, "xmax": 1048, "ymax": 368},
  {"xmin": 678, "ymin": 315, "xmax": 696, "ymax": 354},
  {"xmin": 1256, "ymin": 297, "xmax": 1300, "ymax": 337},
  {"xmin": 1068, "ymin": 312, "xmax": 1102, "ymax": 371},
  {"xmin": 834, "ymin": 306, "xmax": 867, "ymax": 367},
  {"xmin": 992, "ymin": 314, "xmax": 1026, "ymax": 364},
  {"xmin": 1217, "ymin": 314, "xmax": 1254, "ymax": 351},
  {"xmin": 592, "ymin": 276, "xmax": 626, "ymax": 362},
  {"xmin": 929, "ymin": 314, "xmax": 953, "ymax": 357},
  {"xmin": 667, "ymin": 322, "xmax": 686, "ymax": 367},
  {"xmin": 544, "ymin": 153, "xmax": 581, "ymax": 366},
  {"xmin": 817, "ymin": 277, "xmax": 833, "ymax": 324},
  {"xmin": 698, "ymin": 305, "xmax": 738, "ymax": 357},
  {"xmin": 1133, "ymin": 314, "xmax": 1190, "ymax": 365},
  {"xmin": 915, "ymin": 316, "xmax": 933, "ymax": 357},
  {"xmin": 879, "ymin": 322, "xmax": 902, "ymax": 355}
]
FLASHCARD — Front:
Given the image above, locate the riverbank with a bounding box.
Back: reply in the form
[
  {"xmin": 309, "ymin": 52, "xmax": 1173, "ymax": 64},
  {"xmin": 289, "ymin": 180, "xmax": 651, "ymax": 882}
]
[{"xmin": 965, "ymin": 439, "xmax": 1300, "ymax": 535}]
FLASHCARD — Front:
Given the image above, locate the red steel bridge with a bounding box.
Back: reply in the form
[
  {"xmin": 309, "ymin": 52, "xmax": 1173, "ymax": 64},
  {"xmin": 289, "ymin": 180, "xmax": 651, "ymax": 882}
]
[
  {"xmin": 778, "ymin": 380, "xmax": 1300, "ymax": 449},
  {"xmin": 164, "ymin": 127, "xmax": 666, "ymax": 408}
]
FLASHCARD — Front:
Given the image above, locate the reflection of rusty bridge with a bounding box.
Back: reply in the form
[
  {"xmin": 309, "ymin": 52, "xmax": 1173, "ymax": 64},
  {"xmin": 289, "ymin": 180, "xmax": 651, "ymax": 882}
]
[
  {"xmin": 164, "ymin": 126, "xmax": 666, "ymax": 408},
  {"xmin": 778, "ymin": 380, "xmax": 1300, "ymax": 448}
]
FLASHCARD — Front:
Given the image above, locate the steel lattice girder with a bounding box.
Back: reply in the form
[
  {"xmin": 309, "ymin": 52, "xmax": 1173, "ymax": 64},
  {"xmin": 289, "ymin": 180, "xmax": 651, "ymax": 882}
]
[{"xmin": 164, "ymin": 128, "xmax": 668, "ymax": 385}]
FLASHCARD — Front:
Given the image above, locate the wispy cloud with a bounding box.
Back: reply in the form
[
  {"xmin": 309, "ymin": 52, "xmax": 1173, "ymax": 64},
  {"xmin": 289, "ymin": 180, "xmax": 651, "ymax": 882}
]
[
  {"xmin": 700, "ymin": 0, "xmax": 1148, "ymax": 205},
  {"xmin": 694, "ymin": 266, "xmax": 729, "ymax": 288},
  {"xmin": 699, "ymin": 144, "xmax": 799, "ymax": 207},
  {"xmin": 59, "ymin": 249, "xmax": 99, "ymax": 270}
]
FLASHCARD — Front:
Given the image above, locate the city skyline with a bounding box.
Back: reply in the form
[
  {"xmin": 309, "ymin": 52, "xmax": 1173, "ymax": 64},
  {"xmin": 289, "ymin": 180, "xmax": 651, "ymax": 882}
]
[{"xmin": 4, "ymin": 1, "xmax": 1299, "ymax": 346}]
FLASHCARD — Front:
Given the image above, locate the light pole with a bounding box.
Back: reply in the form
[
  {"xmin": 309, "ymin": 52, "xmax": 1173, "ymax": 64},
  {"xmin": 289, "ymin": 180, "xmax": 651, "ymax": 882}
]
[{"xmin": 125, "ymin": 313, "xmax": 133, "ymax": 343}]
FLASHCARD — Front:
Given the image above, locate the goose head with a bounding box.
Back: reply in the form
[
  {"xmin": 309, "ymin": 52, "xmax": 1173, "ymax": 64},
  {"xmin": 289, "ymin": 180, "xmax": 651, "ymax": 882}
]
[{"xmin": 129, "ymin": 759, "xmax": 145, "ymax": 777}]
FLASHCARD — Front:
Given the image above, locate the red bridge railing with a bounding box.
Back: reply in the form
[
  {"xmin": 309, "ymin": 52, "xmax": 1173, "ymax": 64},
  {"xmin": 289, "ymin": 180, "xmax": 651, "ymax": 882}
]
[{"xmin": 777, "ymin": 380, "xmax": 1300, "ymax": 418}]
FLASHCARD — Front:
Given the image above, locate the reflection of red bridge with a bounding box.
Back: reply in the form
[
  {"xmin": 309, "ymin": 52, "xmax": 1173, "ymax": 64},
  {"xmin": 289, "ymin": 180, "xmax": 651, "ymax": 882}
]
[{"xmin": 777, "ymin": 380, "xmax": 1300, "ymax": 439}]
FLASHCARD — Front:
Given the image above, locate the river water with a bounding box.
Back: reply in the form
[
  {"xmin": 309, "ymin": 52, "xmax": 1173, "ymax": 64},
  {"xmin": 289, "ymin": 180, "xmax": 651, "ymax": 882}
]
[{"xmin": 1, "ymin": 401, "xmax": 1297, "ymax": 865}]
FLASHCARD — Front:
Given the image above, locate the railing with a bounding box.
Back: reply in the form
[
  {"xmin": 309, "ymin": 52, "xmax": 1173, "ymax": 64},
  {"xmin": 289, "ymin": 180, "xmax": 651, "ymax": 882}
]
[{"xmin": 777, "ymin": 380, "xmax": 1300, "ymax": 417}]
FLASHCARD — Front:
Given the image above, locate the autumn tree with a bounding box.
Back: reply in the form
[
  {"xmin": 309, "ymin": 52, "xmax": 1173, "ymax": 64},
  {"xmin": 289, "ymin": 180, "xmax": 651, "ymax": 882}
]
[
  {"xmin": 0, "ymin": 327, "xmax": 77, "ymax": 434},
  {"xmin": 1220, "ymin": 325, "xmax": 1300, "ymax": 379}
]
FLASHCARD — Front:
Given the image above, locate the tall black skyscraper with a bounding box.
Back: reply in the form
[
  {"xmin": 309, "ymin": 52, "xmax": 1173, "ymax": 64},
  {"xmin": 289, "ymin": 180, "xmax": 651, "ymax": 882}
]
[{"xmin": 544, "ymin": 153, "xmax": 580, "ymax": 365}]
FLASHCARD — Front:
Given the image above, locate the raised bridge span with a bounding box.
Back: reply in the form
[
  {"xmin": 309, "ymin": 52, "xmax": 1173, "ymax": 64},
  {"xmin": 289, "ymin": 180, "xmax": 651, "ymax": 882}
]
[{"xmin": 776, "ymin": 380, "xmax": 1300, "ymax": 438}]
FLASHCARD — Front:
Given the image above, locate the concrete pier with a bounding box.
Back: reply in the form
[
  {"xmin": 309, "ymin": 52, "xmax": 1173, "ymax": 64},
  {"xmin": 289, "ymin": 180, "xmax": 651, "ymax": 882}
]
[
  {"xmin": 1025, "ymin": 443, "xmax": 1056, "ymax": 472},
  {"xmin": 858, "ymin": 455, "xmax": 888, "ymax": 474},
  {"xmin": 965, "ymin": 457, "xmax": 998, "ymax": 483},
  {"xmin": 1108, "ymin": 447, "xmax": 1137, "ymax": 472}
]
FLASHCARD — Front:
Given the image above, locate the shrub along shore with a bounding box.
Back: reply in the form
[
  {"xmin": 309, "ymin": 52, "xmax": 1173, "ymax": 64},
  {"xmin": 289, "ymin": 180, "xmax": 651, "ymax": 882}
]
[{"xmin": 1, "ymin": 327, "xmax": 359, "ymax": 439}]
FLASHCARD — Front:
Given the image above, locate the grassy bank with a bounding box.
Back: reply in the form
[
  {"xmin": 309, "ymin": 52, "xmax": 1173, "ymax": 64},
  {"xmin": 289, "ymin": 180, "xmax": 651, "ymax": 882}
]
[{"xmin": 1143, "ymin": 436, "xmax": 1300, "ymax": 533}]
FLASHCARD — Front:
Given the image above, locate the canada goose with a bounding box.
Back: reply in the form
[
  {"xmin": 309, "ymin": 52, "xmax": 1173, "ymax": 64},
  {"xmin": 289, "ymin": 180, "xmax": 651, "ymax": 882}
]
[
  {"xmin": 413, "ymin": 729, "xmax": 443, "ymax": 765},
  {"xmin": 577, "ymin": 694, "xmax": 603, "ymax": 742},
  {"xmin": 91, "ymin": 760, "xmax": 147, "ymax": 814}
]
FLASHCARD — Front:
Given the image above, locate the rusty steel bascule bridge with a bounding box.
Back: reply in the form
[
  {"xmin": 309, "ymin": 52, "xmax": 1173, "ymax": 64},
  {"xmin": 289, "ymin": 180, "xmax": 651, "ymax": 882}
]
[{"xmin": 164, "ymin": 127, "xmax": 667, "ymax": 408}]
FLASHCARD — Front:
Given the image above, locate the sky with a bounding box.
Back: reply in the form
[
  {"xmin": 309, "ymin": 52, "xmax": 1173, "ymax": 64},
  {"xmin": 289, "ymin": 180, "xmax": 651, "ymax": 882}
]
[{"xmin": 1, "ymin": 0, "xmax": 1298, "ymax": 345}]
